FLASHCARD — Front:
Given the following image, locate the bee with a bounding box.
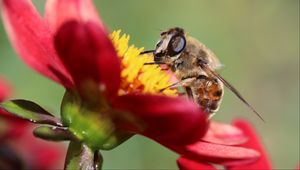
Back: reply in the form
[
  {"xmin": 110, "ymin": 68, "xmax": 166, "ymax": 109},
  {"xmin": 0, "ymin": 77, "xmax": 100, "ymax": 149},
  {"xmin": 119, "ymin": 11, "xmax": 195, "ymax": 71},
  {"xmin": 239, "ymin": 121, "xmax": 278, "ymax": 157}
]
[{"xmin": 142, "ymin": 27, "xmax": 264, "ymax": 121}]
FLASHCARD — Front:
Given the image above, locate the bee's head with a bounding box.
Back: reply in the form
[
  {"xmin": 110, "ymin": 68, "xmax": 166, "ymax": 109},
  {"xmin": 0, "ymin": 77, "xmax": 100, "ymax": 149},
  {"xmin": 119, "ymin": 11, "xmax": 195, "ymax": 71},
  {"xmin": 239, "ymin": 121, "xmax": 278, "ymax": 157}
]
[{"xmin": 153, "ymin": 27, "xmax": 186, "ymax": 64}]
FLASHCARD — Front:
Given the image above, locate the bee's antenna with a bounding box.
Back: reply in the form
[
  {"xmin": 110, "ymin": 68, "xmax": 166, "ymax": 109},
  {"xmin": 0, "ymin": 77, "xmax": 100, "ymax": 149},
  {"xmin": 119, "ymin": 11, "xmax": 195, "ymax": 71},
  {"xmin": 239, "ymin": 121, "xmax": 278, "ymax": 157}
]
[{"xmin": 140, "ymin": 50, "xmax": 155, "ymax": 55}]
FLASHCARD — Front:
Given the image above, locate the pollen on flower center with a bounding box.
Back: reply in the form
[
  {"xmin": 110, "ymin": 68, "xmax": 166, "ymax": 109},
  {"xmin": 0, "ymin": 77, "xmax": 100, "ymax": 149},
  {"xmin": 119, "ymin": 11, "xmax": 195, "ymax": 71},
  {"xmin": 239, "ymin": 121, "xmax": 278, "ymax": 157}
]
[{"xmin": 109, "ymin": 30, "xmax": 177, "ymax": 96}]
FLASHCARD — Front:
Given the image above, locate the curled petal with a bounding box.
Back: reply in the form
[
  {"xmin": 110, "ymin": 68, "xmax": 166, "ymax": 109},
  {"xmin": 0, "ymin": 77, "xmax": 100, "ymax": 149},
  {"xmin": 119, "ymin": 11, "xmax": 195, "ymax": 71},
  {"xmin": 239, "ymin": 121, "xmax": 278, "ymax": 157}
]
[
  {"xmin": 1, "ymin": 0, "xmax": 73, "ymax": 88},
  {"xmin": 112, "ymin": 94, "xmax": 208, "ymax": 145},
  {"xmin": 169, "ymin": 141, "xmax": 260, "ymax": 166},
  {"xmin": 202, "ymin": 121, "xmax": 248, "ymax": 145},
  {"xmin": 45, "ymin": 0, "xmax": 103, "ymax": 31},
  {"xmin": 177, "ymin": 156, "xmax": 217, "ymax": 170},
  {"xmin": 54, "ymin": 21, "xmax": 120, "ymax": 100},
  {"xmin": 226, "ymin": 120, "xmax": 272, "ymax": 170}
]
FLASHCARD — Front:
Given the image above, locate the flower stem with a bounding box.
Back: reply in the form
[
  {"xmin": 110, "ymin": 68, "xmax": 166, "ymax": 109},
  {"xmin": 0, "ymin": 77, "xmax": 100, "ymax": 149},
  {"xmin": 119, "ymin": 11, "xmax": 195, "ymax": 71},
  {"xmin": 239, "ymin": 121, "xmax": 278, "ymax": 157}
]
[{"xmin": 64, "ymin": 141, "xmax": 103, "ymax": 170}]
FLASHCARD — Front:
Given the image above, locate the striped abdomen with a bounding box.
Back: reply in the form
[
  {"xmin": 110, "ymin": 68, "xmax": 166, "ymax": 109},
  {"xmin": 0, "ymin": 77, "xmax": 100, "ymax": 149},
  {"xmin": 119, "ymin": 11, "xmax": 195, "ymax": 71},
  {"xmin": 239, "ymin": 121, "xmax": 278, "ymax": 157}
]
[{"xmin": 190, "ymin": 75, "xmax": 224, "ymax": 114}]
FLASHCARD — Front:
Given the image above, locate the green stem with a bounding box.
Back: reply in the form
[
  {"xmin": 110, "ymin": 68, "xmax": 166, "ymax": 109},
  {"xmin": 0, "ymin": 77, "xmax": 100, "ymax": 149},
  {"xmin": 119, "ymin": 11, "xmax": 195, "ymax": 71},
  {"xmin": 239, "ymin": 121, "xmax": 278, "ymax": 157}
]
[{"xmin": 64, "ymin": 141, "xmax": 103, "ymax": 170}]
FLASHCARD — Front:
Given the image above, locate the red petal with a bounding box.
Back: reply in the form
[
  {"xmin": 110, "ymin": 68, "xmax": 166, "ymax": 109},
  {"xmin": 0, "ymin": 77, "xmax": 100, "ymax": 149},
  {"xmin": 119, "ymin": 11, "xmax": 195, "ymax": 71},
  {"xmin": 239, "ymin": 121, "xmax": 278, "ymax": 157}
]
[
  {"xmin": 202, "ymin": 121, "xmax": 248, "ymax": 145},
  {"xmin": 226, "ymin": 120, "xmax": 272, "ymax": 170},
  {"xmin": 168, "ymin": 141, "xmax": 260, "ymax": 166},
  {"xmin": 1, "ymin": 0, "xmax": 73, "ymax": 88},
  {"xmin": 177, "ymin": 156, "xmax": 217, "ymax": 170},
  {"xmin": 54, "ymin": 21, "xmax": 120, "ymax": 99},
  {"xmin": 112, "ymin": 94, "xmax": 208, "ymax": 145},
  {"xmin": 45, "ymin": 0, "xmax": 104, "ymax": 31}
]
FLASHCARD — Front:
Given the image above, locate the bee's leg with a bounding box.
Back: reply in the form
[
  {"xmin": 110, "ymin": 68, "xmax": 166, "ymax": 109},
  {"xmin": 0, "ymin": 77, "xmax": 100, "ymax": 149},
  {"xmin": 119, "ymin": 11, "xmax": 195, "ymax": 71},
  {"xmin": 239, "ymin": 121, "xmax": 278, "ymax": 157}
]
[
  {"xmin": 185, "ymin": 87, "xmax": 194, "ymax": 100},
  {"xmin": 159, "ymin": 77, "xmax": 196, "ymax": 92}
]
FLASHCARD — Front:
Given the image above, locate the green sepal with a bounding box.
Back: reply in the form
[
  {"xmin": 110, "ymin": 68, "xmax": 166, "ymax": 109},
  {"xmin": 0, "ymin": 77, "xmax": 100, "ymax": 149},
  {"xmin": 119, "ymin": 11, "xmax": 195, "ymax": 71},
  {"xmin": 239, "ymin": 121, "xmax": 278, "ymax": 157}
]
[
  {"xmin": 61, "ymin": 90, "xmax": 112, "ymax": 150},
  {"xmin": 33, "ymin": 126, "xmax": 78, "ymax": 141},
  {"xmin": 100, "ymin": 130, "xmax": 133, "ymax": 150},
  {"xmin": 0, "ymin": 99, "xmax": 62, "ymax": 126},
  {"xmin": 65, "ymin": 142, "xmax": 102, "ymax": 170},
  {"xmin": 61, "ymin": 90, "xmax": 134, "ymax": 151}
]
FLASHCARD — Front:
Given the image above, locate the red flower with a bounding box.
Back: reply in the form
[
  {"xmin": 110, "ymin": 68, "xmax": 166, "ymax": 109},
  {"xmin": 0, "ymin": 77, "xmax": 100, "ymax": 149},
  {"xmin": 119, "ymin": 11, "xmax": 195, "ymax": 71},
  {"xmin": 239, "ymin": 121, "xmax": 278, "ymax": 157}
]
[
  {"xmin": 1, "ymin": 0, "xmax": 206, "ymax": 147},
  {"xmin": 0, "ymin": 78, "xmax": 65, "ymax": 169},
  {"xmin": 1, "ymin": 0, "xmax": 261, "ymax": 168}
]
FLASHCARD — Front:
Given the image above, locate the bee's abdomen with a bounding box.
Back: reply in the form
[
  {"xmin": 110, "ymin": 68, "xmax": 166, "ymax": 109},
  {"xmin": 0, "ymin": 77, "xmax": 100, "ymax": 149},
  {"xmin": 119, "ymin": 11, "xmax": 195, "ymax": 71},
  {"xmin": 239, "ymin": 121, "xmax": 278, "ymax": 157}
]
[{"xmin": 191, "ymin": 76, "xmax": 224, "ymax": 114}]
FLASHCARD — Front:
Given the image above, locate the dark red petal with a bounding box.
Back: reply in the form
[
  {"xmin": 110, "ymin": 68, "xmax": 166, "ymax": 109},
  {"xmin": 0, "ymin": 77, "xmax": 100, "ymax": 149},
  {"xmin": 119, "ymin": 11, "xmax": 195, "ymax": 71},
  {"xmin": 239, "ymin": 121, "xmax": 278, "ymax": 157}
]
[
  {"xmin": 112, "ymin": 94, "xmax": 208, "ymax": 145},
  {"xmin": 45, "ymin": 0, "xmax": 104, "ymax": 31},
  {"xmin": 54, "ymin": 21, "xmax": 120, "ymax": 99},
  {"xmin": 226, "ymin": 120, "xmax": 272, "ymax": 170},
  {"xmin": 177, "ymin": 156, "xmax": 217, "ymax": 170},
  {"xmin": 1, "ymin": 0, "xmax": 73, "ymax": 88},
  {"xmin": 202, "ymin": 121, "xmax": 248, "ymax": 146}
]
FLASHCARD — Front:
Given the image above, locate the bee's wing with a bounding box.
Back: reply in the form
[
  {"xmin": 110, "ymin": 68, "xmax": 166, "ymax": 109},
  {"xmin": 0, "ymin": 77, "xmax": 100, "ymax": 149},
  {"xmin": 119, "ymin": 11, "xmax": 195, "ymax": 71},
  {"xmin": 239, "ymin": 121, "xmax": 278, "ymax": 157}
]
[
  {"xmin": 202, "ymin": 64, "xmax": 265, "ymax": 122},
  {"xmin": 209, "ymin": 53, "xmax": 224, "ymax": 70},
  {"xmin": 214, "ymin": 63, "xmax": 225, "ymax": 70}
]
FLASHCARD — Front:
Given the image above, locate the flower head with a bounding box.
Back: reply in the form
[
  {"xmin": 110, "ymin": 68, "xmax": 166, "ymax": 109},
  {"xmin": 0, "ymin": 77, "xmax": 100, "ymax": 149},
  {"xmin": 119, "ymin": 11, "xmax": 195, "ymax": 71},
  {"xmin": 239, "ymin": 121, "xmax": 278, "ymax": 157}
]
[{"xmin": 1, "ymin": 0, "xmax": 207, "ymax": 153}]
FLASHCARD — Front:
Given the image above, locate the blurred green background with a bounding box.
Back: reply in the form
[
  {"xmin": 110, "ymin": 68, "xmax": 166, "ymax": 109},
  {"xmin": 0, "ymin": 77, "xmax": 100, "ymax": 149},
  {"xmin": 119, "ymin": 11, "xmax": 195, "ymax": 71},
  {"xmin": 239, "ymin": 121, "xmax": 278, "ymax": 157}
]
[{"xmin": 0, "ymin": 0, "xmax": 299, "ymax": 169}]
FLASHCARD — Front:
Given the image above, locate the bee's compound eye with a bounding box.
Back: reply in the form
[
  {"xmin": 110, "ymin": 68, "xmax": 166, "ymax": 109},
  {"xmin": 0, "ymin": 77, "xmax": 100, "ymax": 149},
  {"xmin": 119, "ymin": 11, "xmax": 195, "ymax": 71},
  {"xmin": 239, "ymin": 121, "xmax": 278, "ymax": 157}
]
[
  {"xmin": 168, "ymin": 35, "xmax": 186, "ymax": 56},
  {"xmin": 154, "ymin": 39, "xmax": 166, "ymax": 59}
]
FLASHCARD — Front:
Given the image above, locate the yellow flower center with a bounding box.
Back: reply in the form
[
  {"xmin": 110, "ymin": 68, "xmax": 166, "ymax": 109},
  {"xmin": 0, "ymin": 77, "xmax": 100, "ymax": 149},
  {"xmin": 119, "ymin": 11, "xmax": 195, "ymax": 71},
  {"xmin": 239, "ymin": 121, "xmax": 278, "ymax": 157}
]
[{"xmin": 109, "ymin": 30, "xmax": 177, "ymax": 96}]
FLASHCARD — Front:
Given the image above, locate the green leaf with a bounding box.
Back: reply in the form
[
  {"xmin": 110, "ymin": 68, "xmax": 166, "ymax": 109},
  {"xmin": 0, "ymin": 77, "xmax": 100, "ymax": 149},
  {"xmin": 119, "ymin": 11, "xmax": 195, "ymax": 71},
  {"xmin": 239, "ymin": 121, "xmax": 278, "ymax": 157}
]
[
  {"xmin": 65, "ymin": 142, "xmax": 102, "ymax": 170},
  {"xmin": 33, "ymin": 126, "xmax": 77, "ymax": 141},
  {"xmin": 0, "ymin": 99, "xmax": 62, "ymax": 126}
]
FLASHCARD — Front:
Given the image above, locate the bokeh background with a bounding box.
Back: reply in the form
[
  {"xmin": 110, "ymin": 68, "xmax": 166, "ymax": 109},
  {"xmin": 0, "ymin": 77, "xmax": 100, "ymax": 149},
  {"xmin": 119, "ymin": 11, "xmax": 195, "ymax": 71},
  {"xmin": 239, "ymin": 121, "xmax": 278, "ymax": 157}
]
[{"xmin": 0, "ymin": 0, "xmax": 299, "ymax": 169}]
